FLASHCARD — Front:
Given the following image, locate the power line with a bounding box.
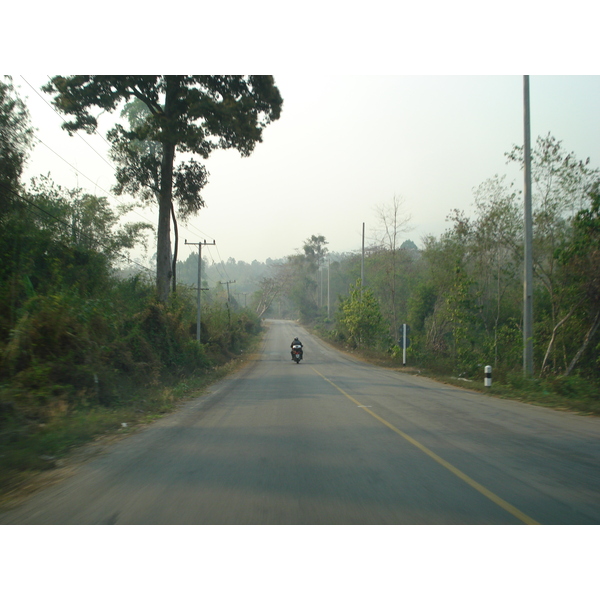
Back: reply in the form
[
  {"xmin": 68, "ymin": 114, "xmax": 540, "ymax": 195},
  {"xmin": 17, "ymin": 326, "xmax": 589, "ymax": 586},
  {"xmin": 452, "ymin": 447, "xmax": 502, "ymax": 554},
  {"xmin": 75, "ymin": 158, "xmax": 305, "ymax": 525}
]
[
  {"xmin": 205, "ymin": 246, "xmax": 225, "ymax": 280},
  {"xmin": 218, "ymin": 280, "xmax": 236, "ymax": 303},
  {"xmin": 26, "ymin": 130, "xmax": 218, "ymax": 255},
  {"xmin": 15, "ymin": 78, "xmax": 229, "ymax": 268},
  {"xmin": 30, "ymin": 132, "xmax": 117, "ymax": 196},
  {"xmin": 20, "ymin": 76, "xmax": 113, "ymax": 151},
  {"xmin": 214, "ymin": 242, "xmax": 234, "ymax": 281},
  {"xmin": 24, "ymin": 127, "xmax": 160, "ymax": 237},
  {"xmin": 178, "ymin": 216, "xmax": 215, "ymax": 241}
]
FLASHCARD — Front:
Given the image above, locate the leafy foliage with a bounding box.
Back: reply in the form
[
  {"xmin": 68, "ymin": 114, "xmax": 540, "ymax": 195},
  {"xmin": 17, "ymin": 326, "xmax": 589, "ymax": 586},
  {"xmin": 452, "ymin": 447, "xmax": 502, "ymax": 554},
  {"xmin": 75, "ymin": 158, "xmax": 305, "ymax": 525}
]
[
  {"xmin": 0, "ymin": 170, "xmax": 260, "ymax": 445},
  {"xmin": 43, "ymin": 76, "xmax": 283, "ymax": 301},
  {"xmin": 337, "ymin": 280, "xmax": 385, "ymax": 349},
  {"xmin": 0, "ymin": 77, "xmax": 34, "ymax": 198},
  {"xmin": 278, "ymin": 137, "xmax": 600, "ymax": 388}
]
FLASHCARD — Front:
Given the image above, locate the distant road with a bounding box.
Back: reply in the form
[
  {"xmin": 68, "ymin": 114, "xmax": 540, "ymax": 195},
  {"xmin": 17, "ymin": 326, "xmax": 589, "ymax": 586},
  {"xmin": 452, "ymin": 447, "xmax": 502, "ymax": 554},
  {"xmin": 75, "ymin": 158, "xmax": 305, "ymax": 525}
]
[{"xmin": 2, "ymin": 319, "xmax": 600, "ymax": 524}]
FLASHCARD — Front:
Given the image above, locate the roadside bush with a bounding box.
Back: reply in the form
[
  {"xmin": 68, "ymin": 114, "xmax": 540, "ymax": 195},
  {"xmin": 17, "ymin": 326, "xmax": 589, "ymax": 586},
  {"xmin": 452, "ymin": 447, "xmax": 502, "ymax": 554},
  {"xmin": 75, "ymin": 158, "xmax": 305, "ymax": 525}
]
[
  {"xmin": 543, "ymin": 375, "xmax": 600, "ymax": 400},
  {"xmin": 0, "ymin": 279, "xmax": 258, "ymax": 426},
  {"xmin": 337, "ymin": 281, "xmax": 386, "ymax": 350},
  {"xmin": 200, "ymin": 302, "xmax": 262, "ymax": 361}
]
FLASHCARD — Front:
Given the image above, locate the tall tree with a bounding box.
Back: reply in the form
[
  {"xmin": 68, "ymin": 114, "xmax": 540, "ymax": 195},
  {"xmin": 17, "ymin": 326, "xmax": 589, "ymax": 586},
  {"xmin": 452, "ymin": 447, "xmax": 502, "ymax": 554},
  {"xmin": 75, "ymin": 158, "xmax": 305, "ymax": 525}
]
[
  {"xmin": 557, "ymin": 183, "xmax": 600, "ymax": 376},
  {"xmin": 42, "ymin": 76, "xmax": 283, "ymax": 302},
  {"xmin": 254, "ymin": 265, "xmax": 291, "ymax": 318},
  {"xmin": 419, "ymin": 221, "xmax": 481, "ymax": 372},
  {"xmin": 302, "ymin": 234, "xmax": 329, "ymax": 312},
  {"xmin": 108, "ymin": 98, "xmax": 199, "ymax": 294},
  {"xmin": 0, "ymin": 77, "xmax": 34, "ymax": 214},
  {"xmin": 0, "ymin": 78, "xmax": 35, "ymax": 331},
  {"xmin": 507, "ymin": 134, "xmax": 600, "ymax": 373},
  {"xmin": 303, "ymin": 234, "xmax": 329, "ymax": 269},
  {"xmin": 338, "ymin": 279, "xmax": 384, "ymax": 349},
  {"xmin": 373, "ymin": 195, "xmax": 412, "ymax": 337},
  {"xmin": 469, "ymin": 176, "xmax": 522, "ymax": 365}
]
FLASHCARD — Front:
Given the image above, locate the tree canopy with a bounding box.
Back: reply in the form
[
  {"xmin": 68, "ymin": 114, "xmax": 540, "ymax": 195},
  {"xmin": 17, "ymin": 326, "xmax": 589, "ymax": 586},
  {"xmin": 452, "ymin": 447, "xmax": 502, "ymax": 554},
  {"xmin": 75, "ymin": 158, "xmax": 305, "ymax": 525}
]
[
  {"xmin": 43, "ymin": 76, "xmax": 283, "ymax": 301},
  {"xmin": 0, "ymin": 77, "xmax": 34, "ymax": 213}
]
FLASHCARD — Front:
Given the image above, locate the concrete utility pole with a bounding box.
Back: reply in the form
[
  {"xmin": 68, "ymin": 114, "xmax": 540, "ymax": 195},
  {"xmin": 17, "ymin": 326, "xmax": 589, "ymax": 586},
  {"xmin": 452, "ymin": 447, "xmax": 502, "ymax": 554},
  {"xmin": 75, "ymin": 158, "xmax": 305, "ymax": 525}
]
[
  {"xmin": 523, "ymin": 75, "xmax": 534, "ymax": 377},
  {"xmin": 184, "ymin": 238, "xmax": 215, "ymax": 343},
  {"xmin": 320, "ymin": 264, "xmax": 323, "ymax": 307},
  {"xmin": 327, "ymin": 257, "xmax": 330, "ymax": 319},
  {"xmin": 361, "ymin": 222, "xmax": 365, "ymax": 298}
]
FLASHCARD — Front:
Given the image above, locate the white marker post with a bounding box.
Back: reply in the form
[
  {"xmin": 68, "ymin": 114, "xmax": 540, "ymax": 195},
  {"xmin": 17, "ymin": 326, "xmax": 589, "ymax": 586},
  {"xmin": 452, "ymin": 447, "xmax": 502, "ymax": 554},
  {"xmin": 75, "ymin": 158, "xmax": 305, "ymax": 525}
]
[{"xmin": 484, "ymin": 365, "xmax": 492, "ymax": 387}]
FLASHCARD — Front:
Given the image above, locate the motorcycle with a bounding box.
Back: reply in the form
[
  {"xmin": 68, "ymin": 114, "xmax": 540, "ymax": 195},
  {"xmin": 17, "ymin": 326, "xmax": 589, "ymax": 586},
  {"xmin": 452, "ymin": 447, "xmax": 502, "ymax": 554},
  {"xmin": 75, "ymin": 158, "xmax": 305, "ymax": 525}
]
[{"xmin": 291, "ymin": 344, "xmax": 303, "ymax": 364}]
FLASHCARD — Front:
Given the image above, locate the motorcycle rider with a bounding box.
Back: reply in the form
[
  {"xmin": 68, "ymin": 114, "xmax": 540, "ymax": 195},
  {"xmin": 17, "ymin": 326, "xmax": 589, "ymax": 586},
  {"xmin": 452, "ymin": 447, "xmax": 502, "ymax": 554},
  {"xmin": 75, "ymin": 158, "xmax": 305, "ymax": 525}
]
[{"xmin": 290, "ymin": 337, "xmax": 303, "ymax": 360}]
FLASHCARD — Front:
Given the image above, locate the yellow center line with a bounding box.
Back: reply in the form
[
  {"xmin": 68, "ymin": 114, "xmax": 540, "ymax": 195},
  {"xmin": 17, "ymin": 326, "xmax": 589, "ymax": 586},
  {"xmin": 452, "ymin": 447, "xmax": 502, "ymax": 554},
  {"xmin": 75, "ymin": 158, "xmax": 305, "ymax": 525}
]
[{"xmin": 310, "ymin": 366, "xmax": 540, "ymax": 525}]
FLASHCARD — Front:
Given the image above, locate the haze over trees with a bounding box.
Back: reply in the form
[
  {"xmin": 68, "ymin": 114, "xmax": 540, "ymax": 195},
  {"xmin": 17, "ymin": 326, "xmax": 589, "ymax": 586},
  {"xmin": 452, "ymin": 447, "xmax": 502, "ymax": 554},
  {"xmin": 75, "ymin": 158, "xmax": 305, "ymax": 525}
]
[
  {"xmin": 248, "ymin": 135, "xmax": 599, "ymax": 392},
  {"xmin": 42, "ymin": 76, "xmax": 283, "ymax": 301}
]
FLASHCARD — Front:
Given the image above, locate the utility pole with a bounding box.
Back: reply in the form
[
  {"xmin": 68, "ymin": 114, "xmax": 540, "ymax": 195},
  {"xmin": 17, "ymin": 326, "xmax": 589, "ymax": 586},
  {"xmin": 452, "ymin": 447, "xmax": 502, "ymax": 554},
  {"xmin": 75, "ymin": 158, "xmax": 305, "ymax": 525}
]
[
  {"xmin": 235, "ymin": 292, "xmax": 248, "ymax": 307},
  {"xmin": 184, "ymin": 238, "xmax": 215, "ymax": 343},
  {"xmin": 361, "ymin": 222, "xmax": 365, "ymax": 299},
  {"xmin": 320, "ymin": 263, "xmax": 323, "ymax": 307},
  {"xmin": 327, "ymin": 256, "xmax": 330, "ymax": 319},
  {"xmin": 220, "ymin": 280, "xmax": 236, "ymax": 328},
  {"xmin": 523, "ymin": 76, "xmax": 534, "ymax": 377},
  {"xmin": 219, "ymin": 280, "xmax": 236, "ymax": 303}
]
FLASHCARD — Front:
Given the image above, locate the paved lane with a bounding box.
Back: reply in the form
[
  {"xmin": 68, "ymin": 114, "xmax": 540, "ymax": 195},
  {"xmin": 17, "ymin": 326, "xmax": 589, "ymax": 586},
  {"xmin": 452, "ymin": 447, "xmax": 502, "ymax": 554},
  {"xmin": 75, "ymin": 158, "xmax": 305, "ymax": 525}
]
[{"xmin": 2, "ymin": 319, "xmax": 600, "ymax": 524}]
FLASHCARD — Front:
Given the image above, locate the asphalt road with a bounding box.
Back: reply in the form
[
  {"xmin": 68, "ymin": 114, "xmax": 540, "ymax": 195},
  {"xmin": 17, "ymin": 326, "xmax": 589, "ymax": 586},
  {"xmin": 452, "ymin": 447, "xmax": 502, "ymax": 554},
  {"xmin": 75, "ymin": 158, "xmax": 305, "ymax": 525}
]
[{"xmin": 2, "ymin": 319, "xmax": 600, "ymax": 525}]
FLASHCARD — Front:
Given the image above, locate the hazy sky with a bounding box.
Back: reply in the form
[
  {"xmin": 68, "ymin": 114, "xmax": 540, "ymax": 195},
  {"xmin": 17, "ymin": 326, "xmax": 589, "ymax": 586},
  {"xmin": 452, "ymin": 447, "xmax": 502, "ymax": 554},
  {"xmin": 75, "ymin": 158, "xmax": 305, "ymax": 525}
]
[{"xmin": 17, "ymin": 74, "xmax": 600, "ymax": 265}]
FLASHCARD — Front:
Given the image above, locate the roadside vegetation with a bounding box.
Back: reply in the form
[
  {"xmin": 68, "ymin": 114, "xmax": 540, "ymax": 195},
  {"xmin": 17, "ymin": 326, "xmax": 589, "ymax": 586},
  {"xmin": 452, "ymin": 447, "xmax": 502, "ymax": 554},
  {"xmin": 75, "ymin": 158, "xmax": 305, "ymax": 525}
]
[
  {"xmin": 0, "ymin": 77, "xmax": 266, "ymax": 496},
  {"xmin": 254, "ymin": 141, "xmax": 600, "ymax": 416},
  {"xmin": 1, "ymin": 75, "xmax": 599, "ymax": 502},
  {"xmin": 0, "ymin": 197, "xmax": 263, "ymax": 493}
]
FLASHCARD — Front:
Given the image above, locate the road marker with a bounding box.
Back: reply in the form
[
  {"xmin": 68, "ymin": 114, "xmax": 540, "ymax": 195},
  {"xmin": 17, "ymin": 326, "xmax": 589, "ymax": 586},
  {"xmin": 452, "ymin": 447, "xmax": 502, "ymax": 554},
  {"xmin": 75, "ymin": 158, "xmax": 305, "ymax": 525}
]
[{"xmin": 310, "ymin": 366, "xmax": 539, "ymax": 525}]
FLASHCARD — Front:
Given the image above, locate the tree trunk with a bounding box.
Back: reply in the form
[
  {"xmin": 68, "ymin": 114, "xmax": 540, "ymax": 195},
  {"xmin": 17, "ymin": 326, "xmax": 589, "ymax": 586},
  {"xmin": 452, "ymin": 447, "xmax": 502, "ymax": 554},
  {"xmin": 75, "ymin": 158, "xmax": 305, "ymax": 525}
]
[
  {"xmin": 156, "ymin": 77, "xmax": 180, "ymax": 303},
  {"xmin": 564, "ymin": 309, "xmax": 600, "ymax": 376},
  {"xmin": 171, "ymin": 201, "xmax": 178, "ymax": 295},
  {"xmin": 156, "ymin": 175, "xmax": 172, "ymax": 302},
  {"xmin": 540, "ymin": 300, "xmax": 582, "ymax": 374},
  {"xmin": 391, "ymin": 253, "xmax": 398, "ymax": 341}
]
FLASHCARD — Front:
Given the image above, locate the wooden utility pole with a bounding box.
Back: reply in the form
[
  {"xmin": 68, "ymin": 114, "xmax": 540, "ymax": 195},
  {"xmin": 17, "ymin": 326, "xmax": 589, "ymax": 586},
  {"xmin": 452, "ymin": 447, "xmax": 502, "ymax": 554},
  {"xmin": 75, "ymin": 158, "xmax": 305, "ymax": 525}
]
[
  {"xmin": 220, "ymin": 280, "xmax": 236, "ymax": 328},
  {"xmin": 184, "ymin": 238, "xmax": 215, "ymax": 342},
  {"xmin": 219, "ymin": 280, "xmax": 236, "ymax": 303},
  {"xmin": 235, "ymin": 292, "xmax": 249, "ymax": 307}
]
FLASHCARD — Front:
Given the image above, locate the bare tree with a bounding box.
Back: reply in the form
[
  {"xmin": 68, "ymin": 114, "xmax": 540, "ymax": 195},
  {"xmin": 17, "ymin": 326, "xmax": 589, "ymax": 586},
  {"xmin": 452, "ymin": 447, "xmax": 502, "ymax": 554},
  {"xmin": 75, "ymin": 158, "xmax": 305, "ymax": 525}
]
[
  {"xmin": 373, "ymin": 195, "xmax": 412, "ymax": 337},
  {"xmin": 375, "ymin": 195, "xmax": 412, "ymax": 253},
  {"xmin": 254, "ymin": 264, "xmax": 292, "ymax": 318}
]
